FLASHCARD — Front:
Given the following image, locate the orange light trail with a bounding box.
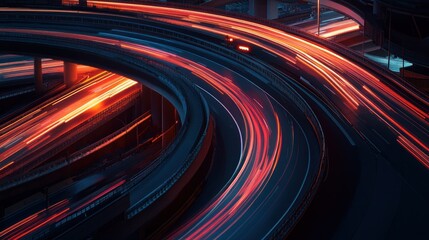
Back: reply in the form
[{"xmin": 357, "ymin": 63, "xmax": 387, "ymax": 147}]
[
  {"xmin": 0, "ymin": 161, "xmax": 14, "ymax": 172},
  {"xmin": 3, "ymin": 3, "xmax": 428, "ymax": 238},
  {"xmin": 0, "ymin": 69, "xmax": 139, "ymax": 179},
  {"xmin": 82, "ymin": 1, "xmax": 428, "ymax": 166},
  {"xmin": 117, "ymin": 35, "xmax": 283, "ymax": 238}
]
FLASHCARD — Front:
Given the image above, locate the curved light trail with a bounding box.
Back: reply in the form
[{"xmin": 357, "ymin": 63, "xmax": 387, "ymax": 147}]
[
  {"xmin": 0, "ymin": 70, "xmax": 139, "ymax": 179},
  {"xmin": 2, "ymin": 26, "xmax": 305, "ymax": 238},
  {"xmin": 0, "ymin": 14, "xmax": 318, "ymax": 240},
  {"xmin": 82, "ymin": 0, "xmax": 428, "ymax": 165},
  {"xmin": 0, "ymin": 1, "xmax": 428, "ymax": 239}
]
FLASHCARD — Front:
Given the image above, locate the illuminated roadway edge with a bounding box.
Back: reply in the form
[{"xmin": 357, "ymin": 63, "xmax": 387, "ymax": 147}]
[
  {"xmin": 5, "ymin": 1, "xmax": 427, "ymax": 238},
  {"xmin": 0, "ymin": 7, "xmax": 328, "ymax": 239}
]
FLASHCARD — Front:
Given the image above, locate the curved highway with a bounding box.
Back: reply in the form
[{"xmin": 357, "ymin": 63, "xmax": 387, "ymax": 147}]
[
  {"xmin": 81, "ymin": 0, "xmax": 427, "ymax": 165},
  {"xmin": 0, "ymin": 1, "xmax": 427, "ymax": 239}
]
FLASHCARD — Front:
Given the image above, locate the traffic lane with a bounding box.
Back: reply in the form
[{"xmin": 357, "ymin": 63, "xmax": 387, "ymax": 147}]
[
  {"xmin": 135, "ymin": 29, "xmax": 319, "ymax": 236},
  {"xmin": 169, "ymin": 88, "xmax": 281, "ymax": 239},
  {"xmin": 72, "ymin": 0, "xmax": 428, "ymax": 236},
  {"xmin": 0, "ymin": 119, "xmax": 160, "ymax": 240},
  {"xmin": 103, "ymin": 29, "xmax": 316, "ymax": 236},
  {"xmin": 0, "ymin": 72, "xmax": 139, "ymax": 178},
  {"xmin": 165, "ymin": 88, "xmax": 242, "ymax": 226},
  {"xmin": 83, "ymin": 1, "xmax": 427, "ymax": 106},
  {"xmin": 297, "ymin": 62, "xmax": 429, "ymax": 194},
  {"xmin": 0, "ymin": 71, "xmax": 109, "ymax": 137},
  {"xmin": 138, "ymin": 8, "xmax": 429, "ymax": 162},
  {"xmin": 1, "ymin": 8, "xmax": 320, "ymax": 237},
  {"xmin": 208, "ymin": 98, "xmax": 318, "ymax": 239},
  {"xmin": 216, "ymin": 25, "xmax": 429, "ymax": 163},
  {"xmin": 297, "ymin": 63, "xmax": 428, "ymax": 165},
  {"xmin": 139, "ymin": 36, "xmax": 320, "ymax": 238},
  {"xmin": 15, "ymin": 6, "xmax": 422, "ymax": 161},
  {"xmin": 0, "ymin": 73, "xmax": 127, "ymax": 158}
]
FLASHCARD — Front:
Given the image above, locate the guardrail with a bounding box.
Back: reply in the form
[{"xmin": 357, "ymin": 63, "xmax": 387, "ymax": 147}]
[
  {"xmin": 53, "ymin": 181, "xmax": 127, "ymax": 230},
  {"xmin": 38, "ymin": 183, "xmax": 128, "ymax": 240},
  {"xmin": 0, "ymin": 85, "xmax": 34, "ymax": 100}
]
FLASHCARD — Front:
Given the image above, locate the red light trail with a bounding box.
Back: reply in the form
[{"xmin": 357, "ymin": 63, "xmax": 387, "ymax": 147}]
[
  {"xmin": 1, "ymin": 2, "xmax": 428, "ymax": 238},
  {"xmin": 81, "ymin": 0, "xmax": 428, "ymax": 165},
  {"xmin": 0, "ymin": 70, "xmax": 139, "ymax": 179}
]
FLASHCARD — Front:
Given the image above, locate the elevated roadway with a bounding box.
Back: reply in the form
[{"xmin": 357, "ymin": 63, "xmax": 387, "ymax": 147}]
[{"xmin": 0, "ymin": 2, "xmax": 428, "ymax": 239}]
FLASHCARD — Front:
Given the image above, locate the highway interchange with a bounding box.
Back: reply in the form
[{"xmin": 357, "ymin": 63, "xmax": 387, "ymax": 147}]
[{"xmin": 0, "ymin": 1, "xmax": 428, "ymax": 239}]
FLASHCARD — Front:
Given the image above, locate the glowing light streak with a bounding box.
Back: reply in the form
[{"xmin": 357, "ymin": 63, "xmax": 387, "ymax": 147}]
[
  {"xmin": 237, "ymin": 45, "xmax": 250, "ymax": 52},
  {"xmin": 0, "ymin": 161, "xmax": 14, "ymax": 172},
  {"xmin": 10, "ymin": 208, "xmax": 70, "ymax": 240}
]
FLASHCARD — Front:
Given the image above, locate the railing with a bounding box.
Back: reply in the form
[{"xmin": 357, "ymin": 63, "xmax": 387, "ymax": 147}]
[
  {"xmin": 0, "ymin": 85, "xmax": 34, "ymax": 100},
  {"xmin": 32, "ymin": 182, "xmax": 129, "ymax": 239}
]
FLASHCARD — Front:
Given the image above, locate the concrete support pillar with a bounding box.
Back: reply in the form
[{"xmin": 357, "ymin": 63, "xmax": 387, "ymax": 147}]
[
  {"xmin": 161, "ymin": 97, "xmax": 175, "ymax": 131},
  {"xmin": 133, "ymin": 85, "xmax": 144, "ymax": 117},
  {"xmin": 64, "ymin": 61, "xmax": 78, "ymax": 88},
  {"xmin": 373, "ymin": 0, "xmax": 379, "ymax": 15},
  {"xmin": 248, "ymin": 0, "xmax": 278, "ymax": 20},
  {"xmin": 248, "ymin": 0, "xmax": 256, "ymax": 17},
  {"xmin": 266, "ymin": 0, "xmax": 278, "ymax": 20},
  {"xmin": 0, "ymin": 204, "xmax": 4, "ymax": 218},
  {"xmin": 141, "ymin": 85, "xmax": 151, "ymax": 113},
  {"xmin": 79, "ymin": 0, "xmax": 87, "ymax": 7},
  {"xmin": 150, "ymin": 90, "xmax": 176, "ymax": 147},
  {"xmin": 34, "ymin": 58, "xmax": 44, "ymax": 94},
  {"xmin": 150, "ymin": 90, "xmax": 162, "ymax": 130},
  {"xmin": 161, "ymin": 97, "xmax": 176, "ymax": 147}
]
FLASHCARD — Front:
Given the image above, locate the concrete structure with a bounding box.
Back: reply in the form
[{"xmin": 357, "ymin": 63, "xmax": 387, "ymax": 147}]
[
  {"xmin": 308, "ymin": 0, "xmax": 365, "ymax": 25},
  {"xmin": 161, "ymin": 96, "xmax": 176, "ymax": 147},
  {"xmin": 141, "ymin": 86, "xmax": 151, "ymax": 113},
  {"xmin": 34, "ymin": 57, "xmax": 44, "ymax": 94},
  {"xmin": 63, "ymin": 61, "xmax": 77, "ymax": 87},
  {"xmin": 373, "ymin": 0, "xmax": 380, "ymax": 16},
  {"xmin": 149, "ymin": 89, "xmax": 176, "ymax": 147},
  {"xmin": 79, "ymin": 0, "xmax": 87, "ymax": 7},
  {"xmin": 249, "ymin": 0, "xmax": 279, "ymax": 20}
]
